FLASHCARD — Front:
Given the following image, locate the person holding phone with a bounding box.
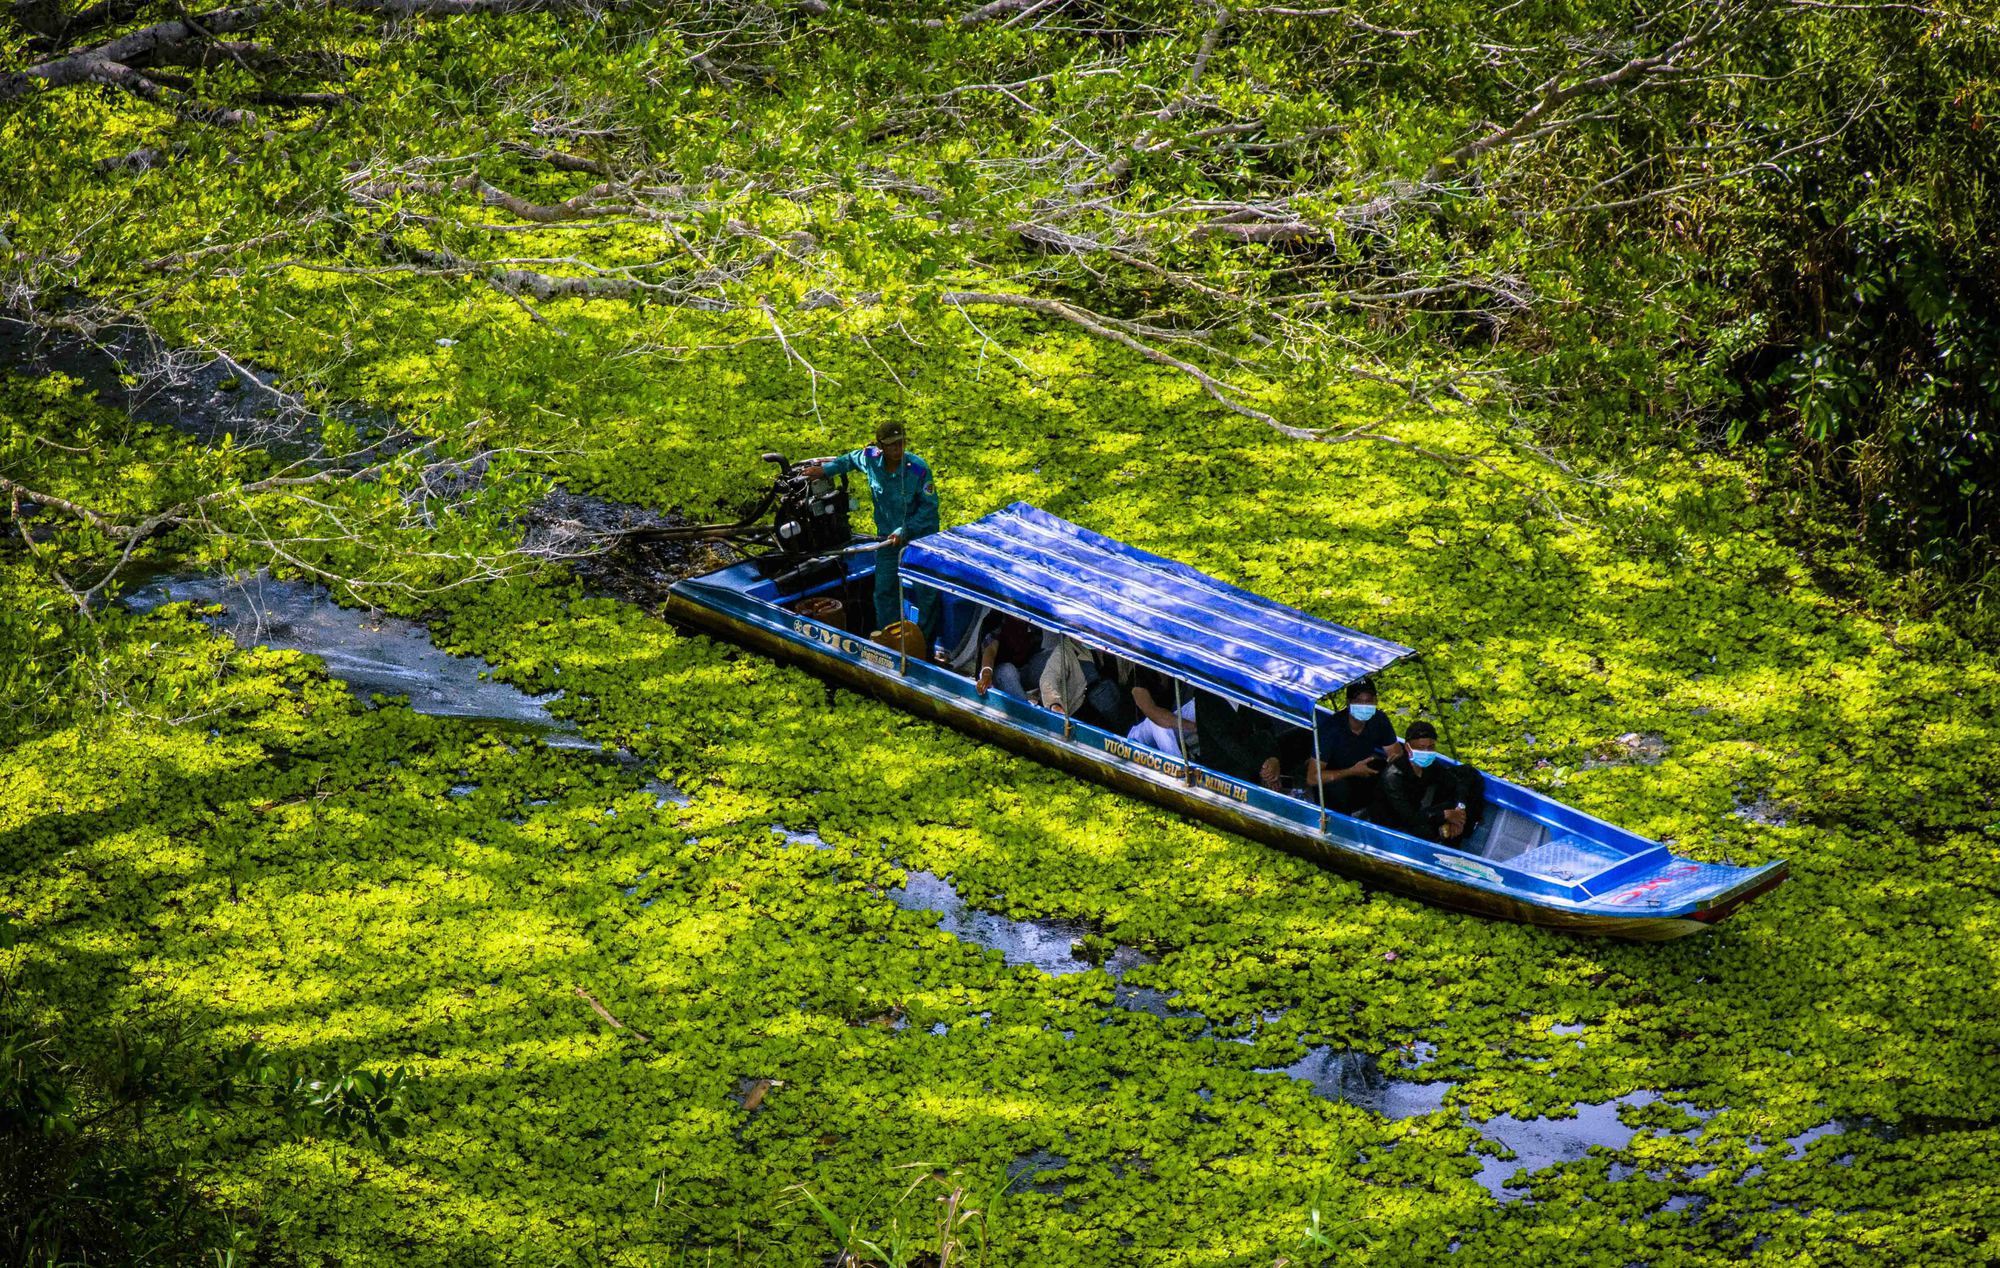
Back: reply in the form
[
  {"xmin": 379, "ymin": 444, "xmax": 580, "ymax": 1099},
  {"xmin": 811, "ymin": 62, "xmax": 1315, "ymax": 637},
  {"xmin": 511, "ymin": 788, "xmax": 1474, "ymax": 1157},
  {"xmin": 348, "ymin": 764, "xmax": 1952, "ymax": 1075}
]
[{"xmin": 1292, "ymin": 679, "xmax": 1405, "ymax": 813}]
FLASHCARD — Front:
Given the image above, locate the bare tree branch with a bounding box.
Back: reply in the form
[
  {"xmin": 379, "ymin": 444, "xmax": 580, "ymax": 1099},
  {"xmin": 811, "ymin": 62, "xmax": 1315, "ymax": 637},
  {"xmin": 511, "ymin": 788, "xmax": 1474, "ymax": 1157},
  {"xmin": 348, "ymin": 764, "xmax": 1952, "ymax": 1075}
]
[
  {"xmin": 1425, "ymin": 0, "xmax": 1753, "ymax": 181},
  {"xmin": 498, "ymin": 140, "xmax": 609, "ymax": 174},
  {"xmin": 941, "ymin": 289, "xmax": 1437, "ymax": 453},
  {"xmin": 0, "ymin": 4, "xmax": 265, "ymax": 108}
]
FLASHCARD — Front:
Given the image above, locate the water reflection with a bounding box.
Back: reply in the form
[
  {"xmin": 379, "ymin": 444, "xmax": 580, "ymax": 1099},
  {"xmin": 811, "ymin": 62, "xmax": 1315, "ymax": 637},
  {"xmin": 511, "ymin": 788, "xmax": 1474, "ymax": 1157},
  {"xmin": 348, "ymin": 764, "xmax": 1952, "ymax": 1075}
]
[
  {"xmin": 1470, "ymin": 1091, "xmax": 1694, "ymax": 1201},
  {"xmin": 886, "ymin": 869, "xmax": 1152, "ymax": 979},
  {"xmin": 124, "ymin": 572, "xmax": 565, "ymax": 727},
  {"xmin": 1261, "ymin": 1047, "xmax": 1453, "ymax": 1119},
  {"xmin": 868, "ymin": 865, "xmax": 1765, "ymax": 1205}
]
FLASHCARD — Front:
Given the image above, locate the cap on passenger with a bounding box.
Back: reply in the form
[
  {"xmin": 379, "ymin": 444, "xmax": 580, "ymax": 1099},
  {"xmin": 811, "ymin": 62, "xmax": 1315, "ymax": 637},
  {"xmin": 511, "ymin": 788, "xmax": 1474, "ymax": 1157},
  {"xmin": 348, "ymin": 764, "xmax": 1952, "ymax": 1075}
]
[{"xmin": 875, "ymin": 419, "xmax": 907, "ymax": 446}]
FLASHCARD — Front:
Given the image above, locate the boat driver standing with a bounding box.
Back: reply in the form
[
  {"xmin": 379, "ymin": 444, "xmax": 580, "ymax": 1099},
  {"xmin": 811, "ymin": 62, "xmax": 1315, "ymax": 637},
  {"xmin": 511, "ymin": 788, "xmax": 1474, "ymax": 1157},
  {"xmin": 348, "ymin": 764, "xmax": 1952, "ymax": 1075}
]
[{"xmin": 801, "ymin": 420, "xmax": 941, "ymax": 641}]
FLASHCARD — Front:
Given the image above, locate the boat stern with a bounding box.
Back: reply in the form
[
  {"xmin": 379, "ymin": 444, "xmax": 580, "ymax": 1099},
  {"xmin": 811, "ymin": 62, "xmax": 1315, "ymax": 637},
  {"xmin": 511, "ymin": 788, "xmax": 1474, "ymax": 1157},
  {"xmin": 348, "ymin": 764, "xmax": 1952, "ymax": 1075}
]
[
  {"xmin": 1686, "ymin": 859, "xmax": 1790, "ymax": 925},
  {"xmin": 1579, "ymin": 856, "xmax": 1789, "ymax": 934}
]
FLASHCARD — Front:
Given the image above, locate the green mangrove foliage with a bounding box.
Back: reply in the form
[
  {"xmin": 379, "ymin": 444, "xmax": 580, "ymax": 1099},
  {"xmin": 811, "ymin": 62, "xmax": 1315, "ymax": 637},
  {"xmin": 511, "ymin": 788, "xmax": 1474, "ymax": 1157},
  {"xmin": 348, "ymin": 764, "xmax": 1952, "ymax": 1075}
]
[{"xmin": 4, "ymin": 0, "xmax": 1997, "ymax": 597}]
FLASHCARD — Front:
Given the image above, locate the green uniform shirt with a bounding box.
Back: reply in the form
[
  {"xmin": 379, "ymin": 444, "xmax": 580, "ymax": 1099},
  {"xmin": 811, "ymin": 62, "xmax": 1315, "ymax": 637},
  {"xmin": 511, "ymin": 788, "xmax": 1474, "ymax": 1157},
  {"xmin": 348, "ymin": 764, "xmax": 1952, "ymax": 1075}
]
[{"xmin": 823, "ymin": 446, "xmax": 940, "ymax": 541}]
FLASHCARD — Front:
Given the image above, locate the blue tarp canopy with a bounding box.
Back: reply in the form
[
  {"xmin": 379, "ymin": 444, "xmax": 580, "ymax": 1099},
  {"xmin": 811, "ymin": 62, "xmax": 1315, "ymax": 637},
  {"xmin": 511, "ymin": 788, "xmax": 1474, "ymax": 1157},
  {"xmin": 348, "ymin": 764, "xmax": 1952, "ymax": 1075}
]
[{"xmin": 899, "ymin": 503, "xmax": 1414, "ymax": 723}]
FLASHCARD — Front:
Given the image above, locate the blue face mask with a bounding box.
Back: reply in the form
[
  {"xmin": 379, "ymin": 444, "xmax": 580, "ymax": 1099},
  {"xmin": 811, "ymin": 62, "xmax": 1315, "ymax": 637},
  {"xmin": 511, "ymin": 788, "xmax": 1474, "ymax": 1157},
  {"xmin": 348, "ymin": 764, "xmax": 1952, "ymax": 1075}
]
[
  {"xmin": 1349, "ymin": 703, "xmax": 1377, "ymax": 722},
  {"xmin": 1410, "ymin": 747, "xmax": 1440, "ymax": 768}
]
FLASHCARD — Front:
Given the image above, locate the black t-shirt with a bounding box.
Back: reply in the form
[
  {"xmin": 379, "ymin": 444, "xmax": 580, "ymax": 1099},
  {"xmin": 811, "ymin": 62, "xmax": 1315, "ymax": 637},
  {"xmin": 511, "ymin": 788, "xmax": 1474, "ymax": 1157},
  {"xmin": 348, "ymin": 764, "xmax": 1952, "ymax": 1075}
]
[
  {"xmin": 1283, "ymin": 707, "xmax": 1398, "ymax": 772},
  {"xmin": 978, "ymin": 612, "xmax": 1037, "ymax": 667},
  {"xmin": 1194, "ymin": 691, "xmax": 1276, "ymax": 782},
  {"xmin": 1382, "ymin": 760, "xmax": 1485, "ymax": 842}
]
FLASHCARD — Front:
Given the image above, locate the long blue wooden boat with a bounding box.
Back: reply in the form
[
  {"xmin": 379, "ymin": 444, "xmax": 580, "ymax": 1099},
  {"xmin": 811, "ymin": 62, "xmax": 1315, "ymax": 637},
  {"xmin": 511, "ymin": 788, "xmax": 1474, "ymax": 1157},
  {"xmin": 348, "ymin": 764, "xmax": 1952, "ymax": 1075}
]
[{"xmin": 663, "ymin": 502, "xmax": 1786, "ymax": 940}]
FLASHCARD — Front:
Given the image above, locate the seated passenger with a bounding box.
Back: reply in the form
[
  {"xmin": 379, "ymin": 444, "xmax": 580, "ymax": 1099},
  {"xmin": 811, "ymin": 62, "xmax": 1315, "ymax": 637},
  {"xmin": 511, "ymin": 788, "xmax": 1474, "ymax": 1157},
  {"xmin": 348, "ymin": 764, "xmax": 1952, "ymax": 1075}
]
[
  {"xmin": 1078, "ymin": 648, "xmax": 1129, "ymax": 730},
  {"xmin": 1194, "ymin": 690, "xmax": 1283, "ymax": 790},
  {"xmin": 1292, "ymin": 679, "xmax": 1402, "ymax": 814},
  {"xmin": 975, "ymin": 612, "xmax": 1038, "ymax": 696},
  {"xmin": 1381, "ymin": 720, "xmax": 1486, "ymax": 845},
  {"xmin": 1033, "ymin": 633, "xmax": 1090, "ymax": 716},
  {"xmin": 942, "ymin": 604, "xmax": 995, "ymax": 676},
  {"xmin": 1126, "ymin": 667, "xmax": 1194, "ymax": 757},
  {"xmin": 986, "ymin": 623, "xmax": 1088, "ymax": 715}
]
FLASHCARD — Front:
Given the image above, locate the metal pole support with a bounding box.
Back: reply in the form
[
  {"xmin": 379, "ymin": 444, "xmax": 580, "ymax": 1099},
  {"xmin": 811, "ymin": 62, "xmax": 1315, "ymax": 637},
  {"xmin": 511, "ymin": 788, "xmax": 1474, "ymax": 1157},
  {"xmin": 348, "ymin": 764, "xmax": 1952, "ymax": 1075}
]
[
  {"xmin": 1313, "ymin": 708, "xmax": 1328, "ymax": 833},
  {"xmin": 1175, "ymin": 680, "xmax": 1193, "ymax": 784},
  {"xmin": 1413, "ymin": 653, "xmax": 1458, "ymax": 760}
]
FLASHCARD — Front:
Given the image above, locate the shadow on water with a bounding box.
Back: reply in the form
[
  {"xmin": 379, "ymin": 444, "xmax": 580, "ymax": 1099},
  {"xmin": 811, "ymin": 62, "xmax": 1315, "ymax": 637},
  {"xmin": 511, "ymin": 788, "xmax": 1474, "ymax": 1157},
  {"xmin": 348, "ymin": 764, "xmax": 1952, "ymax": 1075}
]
[
  {"xmin": 1470, "ymin": 1090, "xmax": 1709, "ymax": 1201},
  {"xmin": 1006, "ymin": 1149, "xmax": 1070, "ymax": 1197},
  {"xmin": 860, "ymin": 868, "xmax": 1783, "ymax": 1203},
  {"xmin": 122, "ymin": 572, "xmax": 591, "ymax": 741},
  {"xmin": 885, "ymin": 870, "xmax": 1154, "ymax": 980},
  {"xmin": 1760, "ymin": 1109, "xmax": 1997, "ymax": 1167},
  {"xmin": 0, "ymin": 315, "xmax": 348, "ymax": 456},
  {"xmin": 868, "ymin": 865, "xmax": 1499, "ymax": 1139},
  {"xmin": 1263, "ymin": 1046, "xmax": 1455, "ymax": 1120}
]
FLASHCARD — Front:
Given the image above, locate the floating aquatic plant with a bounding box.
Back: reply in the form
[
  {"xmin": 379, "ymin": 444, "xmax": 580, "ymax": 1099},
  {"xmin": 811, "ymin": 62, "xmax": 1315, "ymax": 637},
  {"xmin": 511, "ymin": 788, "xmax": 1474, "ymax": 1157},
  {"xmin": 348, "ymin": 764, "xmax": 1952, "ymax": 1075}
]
[{"xmin": 2, "ymin": 69, "xmax": 1997, "ymax": 1256}]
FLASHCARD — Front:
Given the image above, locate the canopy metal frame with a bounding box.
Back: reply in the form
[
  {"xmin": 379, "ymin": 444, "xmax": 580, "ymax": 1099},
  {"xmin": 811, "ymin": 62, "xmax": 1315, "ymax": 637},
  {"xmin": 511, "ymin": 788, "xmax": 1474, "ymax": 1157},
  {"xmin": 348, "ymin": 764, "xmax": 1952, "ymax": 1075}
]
[
  {"xmin": 902, "ymin": 504, "xmax": 1411, "ymax": 722},
  {"xmin": 904, "ymin": 571, "xmax": 1427, "ymax": 825},
  {"xmin": 907, "ymin": 570, "xmax": 1327, "ymax": 727}
]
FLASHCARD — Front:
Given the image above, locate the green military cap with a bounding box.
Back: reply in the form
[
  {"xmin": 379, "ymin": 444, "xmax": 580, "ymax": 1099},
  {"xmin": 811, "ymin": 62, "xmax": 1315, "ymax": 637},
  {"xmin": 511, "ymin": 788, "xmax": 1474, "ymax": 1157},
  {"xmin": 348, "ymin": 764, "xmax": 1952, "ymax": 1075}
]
[{"xmin": 875, "ymin": 419, "xmax": 906, "ymax": 446}]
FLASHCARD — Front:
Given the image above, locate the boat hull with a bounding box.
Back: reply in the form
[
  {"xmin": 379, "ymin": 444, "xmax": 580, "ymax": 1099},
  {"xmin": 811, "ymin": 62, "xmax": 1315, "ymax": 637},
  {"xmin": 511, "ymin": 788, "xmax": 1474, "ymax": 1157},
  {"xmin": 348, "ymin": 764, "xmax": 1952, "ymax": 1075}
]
[{"xmin": 663, "ymin": 589, "xmax": 1778, "ymax": 940}]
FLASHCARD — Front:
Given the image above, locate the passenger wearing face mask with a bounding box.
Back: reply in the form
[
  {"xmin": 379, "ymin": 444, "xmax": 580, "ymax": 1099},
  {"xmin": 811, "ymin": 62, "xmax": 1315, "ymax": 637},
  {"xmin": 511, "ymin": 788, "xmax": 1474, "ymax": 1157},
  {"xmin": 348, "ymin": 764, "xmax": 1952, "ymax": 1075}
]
[
  {"xmin": 1381, "ymin": 720, "xmax": 1486, "ymax": 845},
  {"xmin": 1292, "ymin": 679, "xmax": 1404, "ymax": 813}
]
